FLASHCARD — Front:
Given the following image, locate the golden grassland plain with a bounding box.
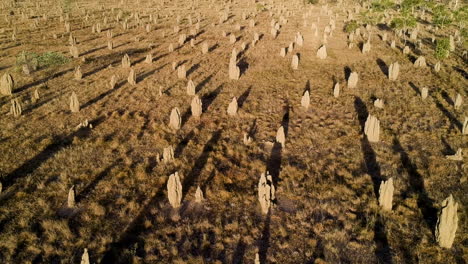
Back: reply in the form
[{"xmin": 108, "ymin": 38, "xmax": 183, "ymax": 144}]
[{"xmin": 0, "ymin": 0, "xmax": 466, "ymax": 263}]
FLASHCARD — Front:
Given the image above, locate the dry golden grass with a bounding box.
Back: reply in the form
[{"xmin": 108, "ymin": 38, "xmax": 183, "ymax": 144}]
[{"xmin": 0, "ymin": 0, "xmax": 466, "ymax": 263}]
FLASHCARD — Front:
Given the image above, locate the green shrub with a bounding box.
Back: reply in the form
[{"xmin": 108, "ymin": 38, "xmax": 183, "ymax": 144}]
[
  {"xmin": 371, "ymin": 0, "xmax": 395, "ymax": 12},
  {"xmin": 433, "ymin": 5, "xmax": 453, "ymax": 28},
  {"xmin": 305, "ymin": 0, "xmax": 319, "ymax": 4},
  {"xmin": 435, "ymin": 38, "xmax": 450, "ymax": 60},
  {"xmin": 16, "ymin": 51, "xmax": 70, "ymax": 71},
  {"xmin": 401, "ymin": 0, "xmax": 422, "ymax": 11},
  {"xmin": 390, "ymin": 14, "xmax": 416, "ymax": 30},
  {"xmin": 344, "ymin": 20, "xmax": 359, "ymax": 33},
  {"xmin": 256, "ymin": 3, "xmax": 266, "ymax": 11}
]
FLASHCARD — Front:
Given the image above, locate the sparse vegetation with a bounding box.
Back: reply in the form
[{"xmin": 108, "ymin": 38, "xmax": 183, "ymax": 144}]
[
  {"xmin": 435, "ymin": 38, "xmax": 450, "ymax": 59},
  {"xmin": 0, "ymin": 0, "xmax": 466, "ymax": 263},
  {"xmin": 15, "ymin": 51, "xmax": 70, "ymax": 71},
  {"xmin": 305, "ymin": 0, "xmax": 319, "ymax": 4},
  {"xmin": 433, "ymin": 4, "xmax": 453, "ymax": 28},
  {"xmin": 344, "ymin": 20, "xmax": 359, "ymax": 33}
]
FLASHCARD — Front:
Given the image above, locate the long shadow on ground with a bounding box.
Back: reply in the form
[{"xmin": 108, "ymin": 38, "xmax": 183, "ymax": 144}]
[{"xmin": 354, "ymin": 96, "xmax": 392, "ymax": 263}]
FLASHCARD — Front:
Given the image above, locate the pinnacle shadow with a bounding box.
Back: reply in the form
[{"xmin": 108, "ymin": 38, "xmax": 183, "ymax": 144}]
[{"xmin": 181, "ymin": 130, "xmax": 222, "ymax": 199}]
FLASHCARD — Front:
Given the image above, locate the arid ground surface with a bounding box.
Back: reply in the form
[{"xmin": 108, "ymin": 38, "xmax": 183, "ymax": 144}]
[{"xmin": 0, "ymin": 0, "xmax": 467, "ymax": 263}]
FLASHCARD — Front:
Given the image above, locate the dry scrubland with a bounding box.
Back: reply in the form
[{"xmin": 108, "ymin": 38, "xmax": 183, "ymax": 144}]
[{"xmin": 0, "ymin": 0, "xmax": 467, "ymax": 263}]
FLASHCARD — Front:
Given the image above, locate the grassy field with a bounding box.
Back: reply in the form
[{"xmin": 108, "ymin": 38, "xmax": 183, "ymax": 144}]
[{"xmin": 0, "ymin": 0, "xmax": 466, "ymax": 263}]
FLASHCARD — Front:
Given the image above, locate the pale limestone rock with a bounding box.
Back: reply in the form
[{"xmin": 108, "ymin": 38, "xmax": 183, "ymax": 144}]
[
  {"xmin": 454, "ymin": 94, "xmax": 463, "ymax": 110},
  {"xmin": 403, "ymin": 46, "xmax": 410, "ymax": 54},
  {"xmin": 449, "ymin": 35, "xmax": 455, "ymax": 52},
  {"xmin": 227, "ymin": 97, "xmax": 238, "ymax": 116},
  {"xmin": 75, "ymin": 119, "xmax": 91, "ymax": 130},
  {"xmin": 362, "ymin": 41, "xmax": 371, "ymax": 53},
  {"xmin": 230, "ymin": 34, "xmax": 236, "ymax": 44},
  {"xmin": 68, "ymin": 185, "xmax": 75, "ymax": 207},
  {"xmin": 107, "ymin": 40, "xmax": 113, "ymax": 50},
  {"xmin": 241, "ymin": 42, "xmax": 247, "ymax": 51},
  {"xmin": 1, "ymin": 73, "xmax": 14, "ymax": 95},
  {"xmin": 253, "ymin": 32, "xmax": 260, "ymax": 42},
  {"xmin": 187, "ymin": 80, "xmax": 196, "ymax": 96},
  {"xmin": 69, "ymin": 33, "xmax": 76, "ymax": 45},
  {"xmin": 255, "ymin": 253, "xmax": 260, "ymax": 264},
  {"xmin": 316, "ymin": 45, "xmax": 327, "ymax": 59},
  {"xmin": 446, "ymin": 148, "xmax": 462, "ymax": 161},
  {"xmin": 169, "ymin": 107, "xmax": 181, "ymax": 130},
  {"xmin": 163, "ymin": 146, "xmax": 174, "ymax": 163},
  {"xmin": 32, "ymin": 88, "xmax": 40, "ymax": 102},
  {"xmin": 128, "ymin": 68, "xmax": 136, "ymax": 85},
  {"xmin": 145, "ymin": 54, "xmax": 152, "ymax": 64},
  {"xmin": 382, "ymin": 33, "xmax": 387, "ymax": 41},
  {"xmin": 434, "ymin": 61, "xmax": 441, "ymax": 72},
  {"xmin": 243, "ymin": 133, "xmax": 252, "ymax": 145},
  {"xmin": 195, "ymin": 186, "xmax": 204, "ymax": 203},
  {"xmin": 258, "ymin": 172, "xmax": 275, "ymax": 215},
  {"xmin": 70, "ymin": 45, "xmax": 79, "ymax": 58},
  {"xmin": 229, "ymin": 63, "xmax": 240, "ymax": 80},
  {"xmin": 109, "ymin": 75, "xmax": 117, "ymax": 89},
  {"xmin": 280, "ymin": 47, "xmax": 286, "ymax": 57},
  {"xmin": 276, "ymin": 126, "xmax": 286, "ymax": 147},
  {"xmin": 167, "ymin": 172, "xmax": 182, "ymax": 208},
  {"xmin": 169, "ymin": 43, "xmax": 174, "ymax": 52},
  {"xmin": 374, "ymin": 99, "xmax": 384, "ymax": 109},
  {"xmin": 414, "ymin": 56, "xmax": 426, "ymax": 67},
  {"xmin": 202, "ymin": 42, "xmax": 209, "ymax": 54},
  {"xmin": 231, "ymin": 48, "xmax": 238, "ymax": 59},
  {"xmin": 191, "ymin": 96, "xmax": 202, "ymax": 118},
  {"xmin": 462, "ymin": 117, "xmax": 467, "ymax": 135},
  {"xmin": 410, "ymin": 29, "xmax": 418, "ymax": 40},
  {"xmin": 435, "ymin": 195, "xmax": 458, "ymax": 248},
  {"xmin": 333, "ymin": 83, "xmax": 340, "ymax": 98},
  {"xmin": 81, "ymin": 248, "xmax": 90, "ymax": 264},
  {"xmin": 378, "ymin": 178, "xmax": 394, "ymax": 211},
  {"xmin": 301, "ymin": 90, "xmax": 310, "ymax": 109},
  {"xmin": 347, "ymin": 72, "xmax": 358, "ymax": 89},
  {"xmin": 122, "ymin": 54, "xmax": 131, "ymax": 68},
  {"xmin": 421, "ymin": 87, "xmax": 428, "ymax": 100},
  {"xmin": 296, "ymin": 32, "xmax": 304, "ymax": 46},
  {"xmin": 388, "ymin": 62, "xmax": 399, "ymax": 81},
  {"xmin": 291, "ymin": 54, "xmax": 299, "ymax": 70},
  {"xmin": 10, "ymin": 99, "xmax": 22, "ymax": 117},
  {"xmin": 178, "ymin": 34, "xmax": 187, "ymax": 46},
  {"xmin": 271, "ymin": 28, "xmax": 278, "ymax": 38},
  {"xmin": 364, "ymin": 114, "xmax": 380, "ymax": 142},
  {"xmin": 70, "ymin": 92, "xmax": 80, "ymax": 113},
  {"xmin": 288, "ymin": 42, "xmax": 294, "ymax": 52},
  {"xmin": 177, "ymin": 65, "xmax": 186, "ymax": 79},
  {"xmin": 74, "ymin": 66, "xmax": 82, "ymax": 80},
  {"xmin": 22, "ymin": 64, "xmax": 31, "ymax": 75},
  {"xmin": 390, "ymin": 40, "xmax": 396, "ymax": 49}
]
